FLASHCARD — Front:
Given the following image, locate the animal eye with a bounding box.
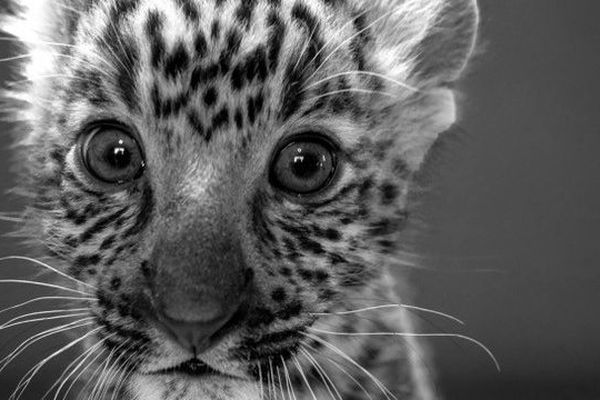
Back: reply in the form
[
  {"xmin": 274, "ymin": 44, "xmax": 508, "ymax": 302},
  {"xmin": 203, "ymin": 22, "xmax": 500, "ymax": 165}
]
[
  {"xmin": 270, "ymin": 134, "xmax": 337, "ymax": 195},
  {"xmin": 80, "ymin": 124, "xmax": 145, "ymax": 185}
]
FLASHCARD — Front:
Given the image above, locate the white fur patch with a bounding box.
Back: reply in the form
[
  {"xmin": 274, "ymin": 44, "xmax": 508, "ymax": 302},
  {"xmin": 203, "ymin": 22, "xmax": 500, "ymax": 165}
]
[{"xmin": 130, "ymin": 374, "xmax": 261, "ymax": 400}]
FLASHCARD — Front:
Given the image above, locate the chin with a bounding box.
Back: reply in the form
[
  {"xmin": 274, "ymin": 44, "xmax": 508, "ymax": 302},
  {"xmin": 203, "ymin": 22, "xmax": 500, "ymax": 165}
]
[{"xmin": 130, "ymin": 373, "xmax": 262, "ymax": 400}]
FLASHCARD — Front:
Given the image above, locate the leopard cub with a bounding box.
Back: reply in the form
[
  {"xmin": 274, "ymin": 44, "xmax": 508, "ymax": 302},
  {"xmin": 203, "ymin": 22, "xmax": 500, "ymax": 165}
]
[{"xmin": 1, "ymin": 0, "xmax": 479, "ymax": 399}]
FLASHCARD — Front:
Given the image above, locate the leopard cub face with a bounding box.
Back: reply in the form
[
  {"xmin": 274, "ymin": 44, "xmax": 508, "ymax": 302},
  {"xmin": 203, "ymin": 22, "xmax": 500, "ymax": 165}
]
[{"xmin": 2, "ymin": 0, "xmax": 478, "ymax": 398}]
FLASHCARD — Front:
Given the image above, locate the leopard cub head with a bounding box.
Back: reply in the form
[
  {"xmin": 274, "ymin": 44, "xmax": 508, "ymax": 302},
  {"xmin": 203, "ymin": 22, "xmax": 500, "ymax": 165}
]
[{"xmin": 2, "ymin": 0, "xmax": 478, "ymax": 398}]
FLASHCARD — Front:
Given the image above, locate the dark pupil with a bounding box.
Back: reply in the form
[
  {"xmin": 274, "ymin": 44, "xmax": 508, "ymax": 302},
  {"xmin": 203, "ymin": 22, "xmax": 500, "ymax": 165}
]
[
  {"xmin": 104, "ymin": 142, "xmax": 131, "ymax": 170},
  {"xmin": 290, "ymin": 151, "xmax": 323, "ymax": 179}
]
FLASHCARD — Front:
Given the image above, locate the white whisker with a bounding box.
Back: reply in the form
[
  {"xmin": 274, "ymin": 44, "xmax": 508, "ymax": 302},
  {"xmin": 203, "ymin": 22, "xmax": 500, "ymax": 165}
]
[
  {"xmin": 0, "ymin": 295, "xmax": 95, "ymax": 317},
  {"xmin": 281, "ymin": 356, "xmax": 297, "ymax": 400},
  {"xmin": 304, "ymin": 5, "xmax": 401, "ymax": 84},
  {"xmin": 0, "ymin": 279, "xmax": 90, "ymax": 296},
  {"xmin": 300, "ymin": 347, "xmax": 342, "ymax": 400},
  {"xmin": 302, "ymin": 332, "xmax": 397, "ymax": 400},
  {"xmin": 292, "ymin": 354, "xmax": 318, "ymax": 400},
  {"xmin": 1, "ymin": 308, "xmax": 91, "ymax": 329},
  {"xmin": 299, "ymin": 4, "xmax": 376, "ymax": 76},
  {"xmin": 44, "ymin": 333, "xmax": 114, "ymax": 400},
  {"xmin": 99, "ymin": 341, "xmax": 137, "ymax": 400},
  {"xmin": 52, "ymin": 1, "xmax": 85, "ymax": 17},
  {"xmin": 312, "ymin": 303, "xmax": 465, "ymax": 325},
  {"xmin": 322, "ymin": 356, "xmax": 374, "ymax": 400},
  {"xmin": 110, "ymin": 345, "xmax": 141, "ymax": 400},
  {"xmin": 8, "ymin": 74, "xmax": 94, "ymax": 85},
  {"xmin": 0, "ymin": 256, "xmax": 98, "ymax": 290},
  {"xmin": 9, "ymin": 326, "xmax": 102, "ymax": 400},
  {"xmin": 305, "ymin": 88, "xmax": 397, "ymax": 103},
  {"xmin": 63, "ymin": 347, "xmax": 109, "ymax": 400},
  {"xmin": 0, "ymin": 312, "xmax": 90, "ymax": 331},
  {"xmin": 76, "ymin": 346, "xmax": 109, "ymax": 399},
  {"xmin": 303, "ymin": 70, "xmax": 419, "ymax": 93},
  {"xmin": 0, "ymin": 318, "xmax": 95, "ymax": 373},
  {"xmin": 268, "ymin": 358, "xmax": 276, "ymax": 400},
  {"xmin": 89, "ymin": 347, "xmax": 115, "ymax": 400},
  {"xmin": 0, "ymin": 54, "xmax": 32, "ymax": 63},
  {"xmin": 0, "ymin": 37, "xmax": 76, "ymax": 48},
  {"xmin": 309, "ymin": 328, "xmax": 501, "ymax": 372},
  {"xmin": 276, "ymin": 365, "xmax": 286, "ymax": 400},
  {"xmin": 0, "ymin": 215, "xmax": 24, "ymax": 223},
  {"xmin": 258, "ymin": 363, "xmax": 265, "ymax": 400}
]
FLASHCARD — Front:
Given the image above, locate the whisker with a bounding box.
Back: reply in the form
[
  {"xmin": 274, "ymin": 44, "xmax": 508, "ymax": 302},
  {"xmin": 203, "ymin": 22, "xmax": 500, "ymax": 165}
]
[
  {"xmin": 0, "ymin": 318, "xmax": 95, "ymax": 373},
  {"xmin": 104, "ymin": 20, "xmax": 135, "ymax": 83},
  {"xmin": 7, "ymin": 74, "xmax": 96, "ymax": 85},
  {"xmin": 61, "ymin": 350, "xmax": 107, "ymax": 400},
  {"xmin": 0, "ymin": 215, "xmax": 24, "ymax": 223},
  {"xmin": 302, "ymin": 332, "xmax": 397, "ymax": 400},
  {"xmin": 268, "ymin": 358, "xmax": 276, "ymax": 400},
  {"xmin": 55, "ymin": 346, "xmax": 108, "ymax": 400},
  {"xmin": 305, "ymin": 88, "xmax": 397, "ymax": 103},
  {"xmin": 98, "ymin": 355, "xmax": 121, "ymax": 400},
  {"xmin": 299, "ymin": 4, "xmax": 376, "ymax": 76},
  {"xmin": 299, "ymin": 347, "xmax": 342, "ymax": 400},
  {"xmin": 0, "ymin": 54, "xmax": 32, "ymax": 63},
  {"xmin": 0, "ymin": 308, "xmax": 91, "ymax": 329},
  {"xmin": 75, "ymin": 346, "xmax": 109, "ymax": 400},
  {"xmin": 309, "ymin": 328, "xmax": 501, "ymax": 372},
  {"xmin": 100, "ymin": 341, "xmax": 137, "ymax": 400},
  {"xmin": 302, "ymin": 71, "xmax": 419, "ymax": 93},
  {"xmin": 276, "ymin": 365, "xmax": 286, "ymax": 400},
  {"xmin": 292, "ymin": 13, "xmax": 323, "ymax": 73},
  {"xmin": 279, "ymin": 356, "xmax": 293, "ymax": 400},
  {"xmin": 52, "ymin": 1, "xmax": 85, "ymax": 17},
  {"xmin": 89, "ymin": 347, "xmax": 115, "ymax": 400},
  {"xmin": 257, "ymin": 363, "xmax": 265, "ymax": 400},
  {"xmin": 312, "ymin": 303, "xmax": 465, "ymax": 325},
  {"xmin": 110, "ymin": 345, "xmax": 141, "ymax": 400},
  {"xmin": 321, "ymin": 356, "xmax": 374, "ymax": 400},
  {"xmin": 0, "ymin": 37, "xmax": 77, "ymax": 48},
  {"xmin": 292, "ymin": 354, "xmax": 318, "ymax": 400},
  {"xmin": 43, "ymin": 333, "xmax": 114, "ymax": 400},
  {"xmin": 0, "ymin": 256, "xmax": 98, "ymax": 290},
  {"xmin": 304, "ymin": 5, "xmax": 400, "ymax": 84},
  {"xmin": 9, "ymin": 326, "xmax": 102, "ymax": 400},
  {"xmin": 281, "ymin": 356, "xmax": 297, "ymax": 400},
  {"xmin": 0, "ymin": 279, "xmax": 91, "ymax": 296},
  {"xmin": 0, "ymin": 312, "xmax": 91, "ymax": 333},
  {"xmin": 0, "ymin": 295, "xmax": 95, "ymax": 317}
]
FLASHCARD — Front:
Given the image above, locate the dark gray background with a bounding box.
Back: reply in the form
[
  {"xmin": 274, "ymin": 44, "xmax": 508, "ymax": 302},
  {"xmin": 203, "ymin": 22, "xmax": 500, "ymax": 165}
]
[{"xmin": 0, "ymin": 0, "xmax": 599, "ymax": 399}]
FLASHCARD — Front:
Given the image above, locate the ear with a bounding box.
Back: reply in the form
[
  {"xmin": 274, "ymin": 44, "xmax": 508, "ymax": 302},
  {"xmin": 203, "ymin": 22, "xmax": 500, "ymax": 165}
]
[
  {"xmin": 362, "ymin": 0, "xmax": 479, "ymax": 86},
  {"xmin": 1, "ymin": 0, "xmax": 83, "ymax": 47},
  {"xmin": 357, "ymin": 0, "xmax": 479, "ymax": 171}
]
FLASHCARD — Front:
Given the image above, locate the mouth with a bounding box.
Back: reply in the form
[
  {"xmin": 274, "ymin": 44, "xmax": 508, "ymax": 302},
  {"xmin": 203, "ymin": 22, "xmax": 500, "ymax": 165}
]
[
  {"xmin": 150, "ymin": 359, "xmax": 242, "ymax": 380},
  {"xmin": 238, "ymin": 329, "xmax": 304, "ymax": 361}
]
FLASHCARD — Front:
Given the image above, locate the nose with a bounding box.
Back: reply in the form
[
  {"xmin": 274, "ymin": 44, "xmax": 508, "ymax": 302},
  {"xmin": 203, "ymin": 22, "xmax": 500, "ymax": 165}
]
[
  {"xmin": 147, "ymin": 187, "xmax": 252, "ymax": 354},
  {"xmin": 154, "ymin": 288, "xmax": 250, "ymax": 353}
]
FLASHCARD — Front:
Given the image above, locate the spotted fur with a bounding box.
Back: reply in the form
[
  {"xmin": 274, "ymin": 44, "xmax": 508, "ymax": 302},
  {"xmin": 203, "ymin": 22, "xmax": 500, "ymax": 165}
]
[{"xmin": 1, "ymin": 0, "xmax": 478, "ymax": 399}]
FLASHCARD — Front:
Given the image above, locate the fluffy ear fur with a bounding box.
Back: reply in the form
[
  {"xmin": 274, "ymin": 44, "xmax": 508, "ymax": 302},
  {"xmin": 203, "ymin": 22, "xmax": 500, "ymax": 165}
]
[
  {"xmin": 361, "ymin": 0, "xmax": 479, "ymax": 170},
  {"xmin": 363, "ymin": 0, "xmax": 479, "ymax": 87},
  {"xmin": 0, "ymin": 0, "xmax": 85, "ymax": 126}
]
